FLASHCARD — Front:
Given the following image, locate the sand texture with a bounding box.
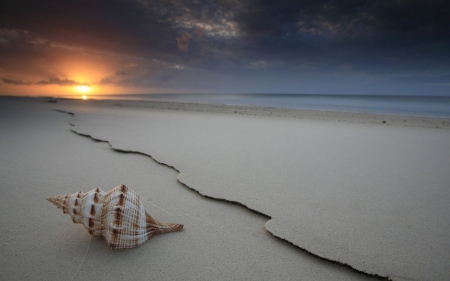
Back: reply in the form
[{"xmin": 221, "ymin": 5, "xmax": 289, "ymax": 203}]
[{"xmin": 1, "ymin": 97, "xmax": 449, "ymax": 280}]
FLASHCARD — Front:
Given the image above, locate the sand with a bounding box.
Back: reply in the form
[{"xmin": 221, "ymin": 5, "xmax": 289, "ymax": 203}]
[{"xmin": 1, "ymin": 97, "xmax": 449, "ymax": 281}]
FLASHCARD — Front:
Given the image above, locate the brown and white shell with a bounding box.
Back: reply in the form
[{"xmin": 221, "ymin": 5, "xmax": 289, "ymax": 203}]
[{"xmin": 47, "ymin": 184, "xmax": 183, "ymax": 250}]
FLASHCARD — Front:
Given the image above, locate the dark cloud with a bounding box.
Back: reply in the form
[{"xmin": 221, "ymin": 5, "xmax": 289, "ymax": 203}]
[
  {"xmin": 195, "ymin": 27, "xmax": 204, "ymax": 38},
  {"xmin": 98, "ymin": 77, "xmax": 114, "ymax": 85},
  {"xmin": 176, "ymin": 33, "xmax": 193, "ymax": 52},
  {"xmin": 116, "ymin": 71, "xmax": 129, "ymax": 76},
  {"xmin": 36, "ymin": 77, "xmax": 86, "ymax": 86},
  {"xmin": 1, "ymin": 78, "xmax": 32, "ymax": 85},
  {"xmin": 2, "ymin": 77, "xmax": 86, "ymax": 86},
  {"xmin": 237, "ymin": 1, "xmax": 450, "ymax": 61},
  {"xmin": 0, "ymin": 0, "xmax": 449, "ymax": 95},
  {"xmin": 2, "ymin": 0, "xmax": 448, "ymax": 68}
]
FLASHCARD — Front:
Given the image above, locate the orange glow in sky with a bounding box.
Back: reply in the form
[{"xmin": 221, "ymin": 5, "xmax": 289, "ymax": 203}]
[
  {"xmin": 76, "ymin": 85, "xmax": 92, "ymax": 93},
  {"xmin": 0, "ymin": 42, "xmax": 151, "ymax": 97}
]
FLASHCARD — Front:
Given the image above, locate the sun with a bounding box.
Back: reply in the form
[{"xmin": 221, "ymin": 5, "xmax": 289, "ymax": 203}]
[
  {"xmin": 82, "ymin": 95, "xmax": 87, "ymax": 100},
  {"xmin": 76, "ymin": 85, "xmax": 92, "ymax": 93}
]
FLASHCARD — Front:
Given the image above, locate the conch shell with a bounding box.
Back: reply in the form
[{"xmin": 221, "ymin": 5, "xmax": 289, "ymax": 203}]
[{"xmin": 47, "ymin": 184, "xmax": 183, "ymax": 250}]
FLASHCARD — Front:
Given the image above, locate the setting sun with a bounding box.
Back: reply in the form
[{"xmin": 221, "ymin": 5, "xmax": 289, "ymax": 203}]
[
  {"xmin": 76, "ymin": 85, "xmax": 92, "ymax": 93},
  {"xmin": 82, "ymin": 95, "xmax": 87, "ymax": 100}
]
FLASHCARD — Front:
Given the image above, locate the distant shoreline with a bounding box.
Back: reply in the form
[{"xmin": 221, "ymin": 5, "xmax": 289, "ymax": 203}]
[
  {"xmin": 2, "ymin": 95, "xmax": 450, "ymax": 129},
  {"xmin": 35, "ymin": 93, "xmax": 450, "ymax": 119},
  {"xmin": 112, "ymin": 99, "xmax": 450, "ymax": 129}
]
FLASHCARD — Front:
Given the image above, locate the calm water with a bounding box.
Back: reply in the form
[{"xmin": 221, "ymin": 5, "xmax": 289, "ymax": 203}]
[{"xmin": 82, "ymin": 93, "xmax": 450, "ymax": 118}]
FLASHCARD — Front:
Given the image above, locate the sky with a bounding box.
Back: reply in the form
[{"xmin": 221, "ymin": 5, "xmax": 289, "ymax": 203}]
[{"xmin": 1, "ymin": 0, "xmax": 449, "ymax": 97}]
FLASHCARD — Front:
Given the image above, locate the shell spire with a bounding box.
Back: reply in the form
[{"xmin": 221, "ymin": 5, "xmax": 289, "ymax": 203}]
[
  {"xmin": 47, "ymin": 191, "xmax": 85, "ymax": 223},
  {"xmin": 47, "ymin": 184, "xmax": 183, "ymax": 250}
]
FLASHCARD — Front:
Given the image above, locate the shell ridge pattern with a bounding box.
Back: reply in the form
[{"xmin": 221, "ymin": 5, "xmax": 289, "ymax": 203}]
[
  {"xmin": 102, "ymin": 186, "xmax": 149, "ymax": 249},
  {"xmin": 47, "ymin": 184, "xmax": 183, "ymax": 250}
]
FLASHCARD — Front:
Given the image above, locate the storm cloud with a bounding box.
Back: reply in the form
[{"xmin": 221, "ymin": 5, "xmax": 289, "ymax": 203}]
[
  {"xmin": 2, "ymin": 77, "xmax": 87, "ymax": 86},
  {"xmin": 1, "ymin": 0, "xmax": 449, "ymax": 95}
]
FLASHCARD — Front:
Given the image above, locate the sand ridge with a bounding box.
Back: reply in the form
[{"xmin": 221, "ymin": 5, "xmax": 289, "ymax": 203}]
[
  {"xmin": 51, "ymin": 98, "xmax": 450, "ymax": 281},
  {"xmin": 1, "ymin": 97, "xmax": 384, "ymax": 280},
  {"xmin": 57, "ymin": 109, "xmax": 389, "ymax": 280},
  {"xmin": 2, "ymin": 97, "xmax": 449, "ymax": 280}
]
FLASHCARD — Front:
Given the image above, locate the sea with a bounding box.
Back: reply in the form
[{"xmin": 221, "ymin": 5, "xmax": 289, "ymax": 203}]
[{"xmin": 72, "ymin": 93, "xmax": 450, "ymax": 118}]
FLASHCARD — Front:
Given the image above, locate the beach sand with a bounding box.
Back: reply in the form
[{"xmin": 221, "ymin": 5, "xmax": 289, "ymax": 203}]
[{"xmin": 1, "ymin": 97, "xmax": 449, "ymax": 281}]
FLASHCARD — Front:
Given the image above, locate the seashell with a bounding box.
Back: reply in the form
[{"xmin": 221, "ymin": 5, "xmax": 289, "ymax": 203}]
[{"xmin": 47, "ymin": 184, "xmax": 183, "ymax": 250}]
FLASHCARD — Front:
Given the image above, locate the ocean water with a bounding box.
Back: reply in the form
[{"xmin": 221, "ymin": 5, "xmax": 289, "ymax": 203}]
[{"xmin": 85, "ymin": 93, "xmax": 450, "ymax": 118}]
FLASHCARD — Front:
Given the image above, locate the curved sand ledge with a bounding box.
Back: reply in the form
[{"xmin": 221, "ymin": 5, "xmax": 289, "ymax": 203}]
[
  {"xmin": 4, "ymin": 98, "xmax": 390, "ymax": 280},
  {"xmin": 56, "ymin": 109, "xmax": 390, "ymax": 280},
  {"xmin": 54, "ymin": 100, "xmax": 447, "ymax": 280}
]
